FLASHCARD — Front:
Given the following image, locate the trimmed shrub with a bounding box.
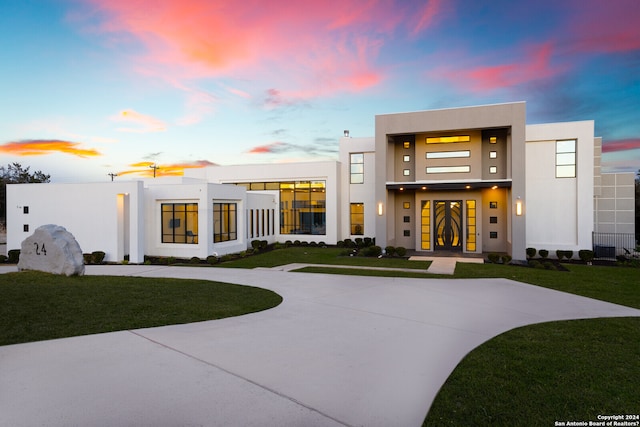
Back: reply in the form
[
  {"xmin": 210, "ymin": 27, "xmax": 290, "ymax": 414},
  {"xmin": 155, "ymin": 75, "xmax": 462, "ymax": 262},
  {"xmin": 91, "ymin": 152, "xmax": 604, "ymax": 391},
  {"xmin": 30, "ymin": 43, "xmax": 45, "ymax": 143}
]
[
  {"xmin": 285, "ymin": 240, "xmax": 293, "ymax": 247},
  {"xmin": 364, "ymin": 237, "xmax": 373, "ymax": 247},
  {"xmin": 83, "ymin": 253, "xmax": 92, "ymax": 264},
  {"xmin": 343, "ymin": 238, "xmax": 354, "ymax": 248},
  {"xmin": 488, "ymin": 253, "xmax": 500, "ymax": 263},
  {"xmin": 167, "ymin": 256, "xmax": 176, "ymax": 265},
  {"xmin": 293, "ymin": 240, "xmax": 301, "ymax": 247},
  {"xmin": 260, "ymin": 240, "xmax": 268, "ymax": 249},
  {"xmin": 91, "ymin": 251, "xmax": 106, "ymax": 264},
  {"xmin": 318, "ymin": 242, "xmax": 326, "ymax": 248},
  {"xmin": 385, "ymin": 246, "xmax": 396, "ymax": 257},
  {"xmin": 501, "ymin": 255, "xmax": 512, "ymax": 264},
  {"xmin": 336, "ymin": 240, "xmax": 345, "ymax": 248},
  {"xmin": 395, "ymin": 246, "xmax": 407, "ymax": 257},
  {"xmin": 526, "ymin": 247, "xmax": 536, "ymax": 259},
  {"xmin": 309, "ymin": 241, "xmax": 318, "ymax": 247},
  {"xmin": 539, "ymin": 249, "xmax": 549, "ymax": 259},
  {"xmin": 556, "ymin": 250, "xmax": 565, "ymax": 260},
  {"xmin": 564, "ymin": 250, "xmax": 574, "ymax": 260},
  {"xmin": 301, "ymin": 241, "xmax": 309, "ymax": 247},
  {"xmin": 362, "ymin": 245, "xmax": 382, "ymax": 257},
  {"xmin": 543, "ymin": 261, "xmax": 556, "ymax": 270},
  {"xmin": 251, "ymin": 240, "xmax": 261, "ymax": 250},
  {"xmin": 528, "ymin": 260, "xmax": 540, "ymax": 268},
  {"xmin": 206, "ymin": 255, "xmax": 218, "ymax": 265},
  {"xmin": 8, "ymin": 249, "xmax": 20, "ymax": 264},
  {"xmin": 189, "ymin": 256, "xmax": 201, "ymax": 264},
  {"xmin": 579, "ymin": 250, "xmax": 594, "ymax": 263},
  {"xmin": 355, "ymin": 237, "xmax": 364, "ymax": 248},
  {"xmin": 0, "ymin": 255, "xmax": 7, "ymax": 263}
]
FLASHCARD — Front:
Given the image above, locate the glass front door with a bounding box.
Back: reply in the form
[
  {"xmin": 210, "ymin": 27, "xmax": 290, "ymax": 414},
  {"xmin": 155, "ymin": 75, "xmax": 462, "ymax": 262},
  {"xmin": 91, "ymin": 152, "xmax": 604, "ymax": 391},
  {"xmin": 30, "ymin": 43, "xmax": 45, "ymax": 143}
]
[{"xmin": 434, "ymin": 200, "xmax": 462, "ymax": 251}]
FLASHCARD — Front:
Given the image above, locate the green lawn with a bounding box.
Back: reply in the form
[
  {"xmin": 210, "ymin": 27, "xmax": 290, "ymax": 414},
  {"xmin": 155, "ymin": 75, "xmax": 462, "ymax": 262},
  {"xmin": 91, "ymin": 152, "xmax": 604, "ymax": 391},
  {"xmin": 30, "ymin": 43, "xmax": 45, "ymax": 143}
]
[{"xmin": 0, "ymin": 271, "xmax": 282, "ymax": 346}]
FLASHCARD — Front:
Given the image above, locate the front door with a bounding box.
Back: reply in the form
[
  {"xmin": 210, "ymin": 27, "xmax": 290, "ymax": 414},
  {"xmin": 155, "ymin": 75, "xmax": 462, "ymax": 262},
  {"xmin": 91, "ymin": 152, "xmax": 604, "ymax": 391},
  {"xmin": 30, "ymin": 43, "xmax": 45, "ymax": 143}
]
[{"xmin": 434, "ymin": 200, "xmax": 462, "ymax": 251}]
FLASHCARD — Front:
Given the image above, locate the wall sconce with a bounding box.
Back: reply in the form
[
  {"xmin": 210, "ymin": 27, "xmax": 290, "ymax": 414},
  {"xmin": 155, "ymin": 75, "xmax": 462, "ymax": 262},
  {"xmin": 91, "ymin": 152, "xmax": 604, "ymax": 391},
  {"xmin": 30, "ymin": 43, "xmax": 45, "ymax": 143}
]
[
  {"xmin": 344, "ymin": 130, "xmax": 350, "ymax": 137},
  {"xmin": 377, "ymin": 202, "xmax": 384, "ymax": 216},
  {"xmin": 516, "ymin": 197, "xmax": 523, "ymax": 216}
]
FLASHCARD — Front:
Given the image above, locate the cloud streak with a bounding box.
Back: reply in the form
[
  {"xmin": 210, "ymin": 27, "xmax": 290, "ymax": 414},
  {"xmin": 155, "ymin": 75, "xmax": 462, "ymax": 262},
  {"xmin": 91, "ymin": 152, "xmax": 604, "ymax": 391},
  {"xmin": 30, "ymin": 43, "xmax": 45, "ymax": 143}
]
[
  {"xmin": 111, "ymin": 109, "xmax": 167, "ymax": 133},
  {"xmin": 247, "ymin": 141, "xmax": 337, "ymax": 157},
  {"xmin": 118, "ymin": 159, "xmax": 217, "ymax": 177},
  {"xmin": 0, "ymin": 140, "xmax": 101, "ymax": 158},
  {"xmin": 602, "ymin": 138, "xmax": 640, "ymax": 154}
]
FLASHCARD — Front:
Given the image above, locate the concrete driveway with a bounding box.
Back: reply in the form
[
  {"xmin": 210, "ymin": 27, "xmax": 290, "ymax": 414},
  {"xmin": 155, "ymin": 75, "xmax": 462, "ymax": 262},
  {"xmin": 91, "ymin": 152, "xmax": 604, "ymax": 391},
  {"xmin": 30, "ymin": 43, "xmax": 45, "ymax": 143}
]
[{"xmin": 1, "ymin": 265, "xmax": 639, "ymax": 427}]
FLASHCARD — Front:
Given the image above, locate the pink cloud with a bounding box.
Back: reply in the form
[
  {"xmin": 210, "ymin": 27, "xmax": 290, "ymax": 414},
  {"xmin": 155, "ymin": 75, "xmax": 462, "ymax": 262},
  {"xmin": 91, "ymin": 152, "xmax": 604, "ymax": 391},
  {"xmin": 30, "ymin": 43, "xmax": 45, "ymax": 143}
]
[
  {"xmin": 432, "ymin": 42, "xmax": 562, "ymax": 92},
  {"xmin": 247, "ymin": 142, "xmax": 285, "ymax": 154},
  {"xmin": 602, "ymin": 138, "xmax": 640, "ymax": 153},
  {"xmin": 74, "ymin": 0, "xmax": 444, "ymax": 100},
  {"xmin": 566, "ymin": 0, "xmax": 640, "ymax": 53}
]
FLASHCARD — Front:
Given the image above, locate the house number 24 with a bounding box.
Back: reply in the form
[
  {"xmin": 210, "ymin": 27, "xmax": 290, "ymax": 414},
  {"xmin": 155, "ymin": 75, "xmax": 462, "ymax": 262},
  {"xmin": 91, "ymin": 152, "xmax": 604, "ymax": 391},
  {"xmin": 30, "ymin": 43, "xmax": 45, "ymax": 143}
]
[{"xmin": 34, "ymin": 242, "xmax": 47, "ymax": 256}]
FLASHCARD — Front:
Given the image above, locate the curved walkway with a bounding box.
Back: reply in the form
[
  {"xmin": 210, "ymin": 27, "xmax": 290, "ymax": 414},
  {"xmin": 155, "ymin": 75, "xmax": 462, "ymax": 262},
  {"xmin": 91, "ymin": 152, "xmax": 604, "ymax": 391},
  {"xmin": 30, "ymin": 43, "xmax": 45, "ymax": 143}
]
[{"xmin": 1, "ymin": 265, "xmax": 639, "ymax": 427}]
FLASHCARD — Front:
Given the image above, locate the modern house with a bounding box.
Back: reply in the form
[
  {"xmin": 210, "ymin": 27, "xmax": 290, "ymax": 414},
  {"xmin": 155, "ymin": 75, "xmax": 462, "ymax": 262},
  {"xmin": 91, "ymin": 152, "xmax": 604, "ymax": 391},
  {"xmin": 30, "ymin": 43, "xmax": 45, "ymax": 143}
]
[{"xmin": 6, "ymin": 102, "xmax": 636, "ymax": 262}]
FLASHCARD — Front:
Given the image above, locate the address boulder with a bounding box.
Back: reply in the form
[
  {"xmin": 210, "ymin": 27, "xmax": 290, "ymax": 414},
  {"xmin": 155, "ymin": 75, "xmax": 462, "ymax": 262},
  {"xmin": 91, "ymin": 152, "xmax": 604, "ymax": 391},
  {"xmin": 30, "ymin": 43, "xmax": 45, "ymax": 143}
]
[{"xmin": 18, "ymin": 224, "xmax": 85, "ymax": 276}]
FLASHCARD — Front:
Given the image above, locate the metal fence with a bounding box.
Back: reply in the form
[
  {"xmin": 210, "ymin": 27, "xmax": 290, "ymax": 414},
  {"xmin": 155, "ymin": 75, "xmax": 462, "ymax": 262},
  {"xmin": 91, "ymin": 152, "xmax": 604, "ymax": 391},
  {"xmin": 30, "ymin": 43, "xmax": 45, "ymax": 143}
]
[{"xmin": 592, "ymin": 232, "xmax": 638, "ymax": 259}]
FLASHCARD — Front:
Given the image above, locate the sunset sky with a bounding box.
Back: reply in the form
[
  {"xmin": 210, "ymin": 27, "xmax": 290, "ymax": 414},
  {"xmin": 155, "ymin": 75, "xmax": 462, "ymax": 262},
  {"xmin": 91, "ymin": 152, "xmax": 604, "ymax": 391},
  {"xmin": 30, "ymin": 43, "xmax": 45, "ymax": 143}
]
[{"xmin": 1, "ymin": 0, "xmax": 639, "ymax": 182}]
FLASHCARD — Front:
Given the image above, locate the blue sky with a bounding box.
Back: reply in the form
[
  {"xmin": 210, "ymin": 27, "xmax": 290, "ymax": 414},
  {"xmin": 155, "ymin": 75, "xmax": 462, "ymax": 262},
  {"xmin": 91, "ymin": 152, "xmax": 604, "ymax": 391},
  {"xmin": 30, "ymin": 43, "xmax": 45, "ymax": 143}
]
[{"xmin": 1, "ymin": 0, "xmax": 638, "ymax": 182}]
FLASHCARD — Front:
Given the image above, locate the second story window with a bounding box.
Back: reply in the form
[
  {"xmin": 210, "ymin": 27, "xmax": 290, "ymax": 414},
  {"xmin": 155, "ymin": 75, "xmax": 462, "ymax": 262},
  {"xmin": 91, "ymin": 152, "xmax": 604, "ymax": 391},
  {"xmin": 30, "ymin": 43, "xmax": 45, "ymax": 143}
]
[
  {"xmin": 350, "ymin": 153, "xmax": 364, "ymax": 184},
  {"xmin": 556, "ymin": 139, "xmax": 576, "ymax": 178}
]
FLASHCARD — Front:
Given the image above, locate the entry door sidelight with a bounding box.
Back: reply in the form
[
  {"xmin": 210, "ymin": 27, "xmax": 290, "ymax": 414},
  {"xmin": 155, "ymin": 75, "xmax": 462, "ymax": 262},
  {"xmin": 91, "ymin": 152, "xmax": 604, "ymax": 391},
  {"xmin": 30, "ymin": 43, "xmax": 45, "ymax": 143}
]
[{"xmin": 434, "ymin": 200, "xmax": 462, "ymax": 251}]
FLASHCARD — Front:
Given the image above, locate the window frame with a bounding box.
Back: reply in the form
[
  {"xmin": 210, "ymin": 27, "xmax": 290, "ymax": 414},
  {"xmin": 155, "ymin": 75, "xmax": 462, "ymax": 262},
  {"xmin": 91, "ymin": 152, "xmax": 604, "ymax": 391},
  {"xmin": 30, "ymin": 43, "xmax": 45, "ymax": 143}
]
[
  {"xmin": 213, "ymin": 202, "xmax": 238, "ymax": 243},
  {"xmin": 161, "ymin": 202, "xmax": 199, "ymax": 244},
  {"xmin": 350, "ymin": 153, "xmax": 364, "ymax": 184}
]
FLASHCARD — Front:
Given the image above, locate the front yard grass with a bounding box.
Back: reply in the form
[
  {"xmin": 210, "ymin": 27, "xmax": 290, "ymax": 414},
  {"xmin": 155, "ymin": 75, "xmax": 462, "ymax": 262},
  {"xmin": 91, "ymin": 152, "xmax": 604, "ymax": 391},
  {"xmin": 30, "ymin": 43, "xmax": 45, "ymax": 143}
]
[{"xmin": 0, "ymin": 271, "xmax": 282, "ymax": 346}]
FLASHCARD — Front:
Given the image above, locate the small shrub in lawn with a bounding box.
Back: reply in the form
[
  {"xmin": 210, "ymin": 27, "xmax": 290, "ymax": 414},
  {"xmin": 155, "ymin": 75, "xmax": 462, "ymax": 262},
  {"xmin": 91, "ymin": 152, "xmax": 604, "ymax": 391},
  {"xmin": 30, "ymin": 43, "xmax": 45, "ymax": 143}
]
[
  {"xmin": 8, "ymin": 249, "xmax": 20, "ymax": 264},
  {"xmin": 363, "ymin": 245, "xmax": 382, "ymax": 257},
  {"xmin": 385, "ymin": 246, "xmax": 396, "ymax": 257},
  {"xmin": 396, "ymin": 247, "xmax": 407, "ymax": 257},
  {"xmin": 488, "ymin": 253, "xmax": 500, "ymax": 263},
  {"xmin": 528, "ymin": 260, "xmax": 540, "ymax": 268},
  {"xmin": 206, "ymin": 255, "xmax": 218, "ymax": 265},
  {"xmin": 543, "ymin": 261, "xmax": 556, "ymax": 270},
  {"xmin": 339, "ymin": 249, "xmax": 352, "ymax": 257},
  {"xmin": 0, "ymin": 254, "xmax": 7, "ymax": 263},
  {"xmin": 539, "ymin": 249, "xmax": 549, "ymax": 259},
  {"xmin": 579, "ymin": 250, "xmax": 594, "ymax": 263},
  {"xmin": 91, "ymin": 251, "xmax": 106, "ymax": 264},
  {"xmin": 526, "ymin": 247, "xmax": 536, "ymax": 259},
  {"xmin": 167, "ymin": 256, "xmax": 176, "ymax": 265},
  {"xmin": 501, "ymin": 255, "xmax": 512, "ymax": 264},
  {"xmin": 534, "ymin": 262, "xmax": 546, "ymax": 269}
]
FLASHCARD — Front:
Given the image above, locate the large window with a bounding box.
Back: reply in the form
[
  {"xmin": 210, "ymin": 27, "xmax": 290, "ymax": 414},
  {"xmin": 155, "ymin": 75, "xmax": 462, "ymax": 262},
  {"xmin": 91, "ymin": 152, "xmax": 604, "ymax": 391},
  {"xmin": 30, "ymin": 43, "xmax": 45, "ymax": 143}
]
[
  {"xmin": 556, "ymin": 139, "xmax": 576, "ymax": 178},
  {"xmin": 350, "ymin": 203, "xmax": 364, "ymax": 235},
  {"xmin": 214, "ymin": 203, "xmax": 237, "ymax": 242},
  {"xmin": 280, "ymin": 181, "xmax": 326, "ymax": 235},
  {"xmin": 466, "ymin": 200, "xmax": 476, "ymax": 251},
  {"xmin": 421, "ymin": 201, "xmax": 430, "ymax": 250},
  {"xmin": 162, "ymin": 203, "xmax": 198, "ymax": 244},
  {"xmin": 350, "ymin": 153, "xmax": 364, "ymax": 184}
]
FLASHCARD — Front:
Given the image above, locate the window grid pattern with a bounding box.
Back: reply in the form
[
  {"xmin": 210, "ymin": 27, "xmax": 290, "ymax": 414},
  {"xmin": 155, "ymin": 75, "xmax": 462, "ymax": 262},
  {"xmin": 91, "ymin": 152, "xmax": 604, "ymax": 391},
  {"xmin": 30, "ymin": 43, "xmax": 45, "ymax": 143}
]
[
  {"xmin": 350, "ymin": 203, "xmax": 364, "ymax": 235},
  {"xmin": 466, "ymin": 200, "xmax": 476, "ymax": 251},
  {"xmin": 350, "ymin": 153, "xmax": 364, "ymax": 184},
  {"xmin": 214, "ymin": 203, "xmax": 237, "ymax": 242},
  {"xmin": 162, "ymin": 203, "xmax": 198, "ymax": 244},
  {"xmin": 421, "ymin": 201, "xmax": 430, "ymax": 250},
  {"xmin": 556, "ymin": 139, "xmax": 576, "ymax": 178}
]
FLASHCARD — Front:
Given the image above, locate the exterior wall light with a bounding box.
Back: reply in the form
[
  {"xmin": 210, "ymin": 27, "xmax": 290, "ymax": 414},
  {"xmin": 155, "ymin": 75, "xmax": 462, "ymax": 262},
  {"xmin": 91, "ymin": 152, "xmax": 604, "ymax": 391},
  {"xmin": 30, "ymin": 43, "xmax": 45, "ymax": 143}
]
[
  {"xmin": 516, "ymin": 197, "xmax": 523, "ymax": 216},
  {"xmin": 344, "ymin": 130, "xmax": 350, "ymax": 137},
  {"xmin": 377, "ymin": 202, "xmax": 384, "ymax": 216}
]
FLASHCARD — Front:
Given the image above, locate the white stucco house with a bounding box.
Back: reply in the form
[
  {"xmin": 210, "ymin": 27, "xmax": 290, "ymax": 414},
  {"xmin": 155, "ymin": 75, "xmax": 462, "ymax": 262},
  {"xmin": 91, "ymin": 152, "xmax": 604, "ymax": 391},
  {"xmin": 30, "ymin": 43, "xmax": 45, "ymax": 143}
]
[{"xmin": 6, "ymin": 102, "xmax": 636, "ymax": 262}]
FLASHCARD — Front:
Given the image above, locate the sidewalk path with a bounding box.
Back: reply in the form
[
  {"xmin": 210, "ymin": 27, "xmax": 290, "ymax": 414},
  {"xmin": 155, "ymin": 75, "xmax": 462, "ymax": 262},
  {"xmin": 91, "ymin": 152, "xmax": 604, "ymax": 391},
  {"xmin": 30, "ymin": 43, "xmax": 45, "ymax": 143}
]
[{"xmin": 1, "ymin": 265, "xmax": 639, "ymax": 427}]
